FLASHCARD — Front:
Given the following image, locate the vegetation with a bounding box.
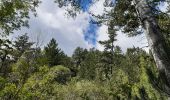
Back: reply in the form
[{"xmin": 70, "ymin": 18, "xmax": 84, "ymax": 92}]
[
  {"xmin": 0, "ymin": 34, "xmax": 168, "ymax": 99},
  {"xmin": 0, "ymin": 0, "xmax": 170, "ymax": 99}
]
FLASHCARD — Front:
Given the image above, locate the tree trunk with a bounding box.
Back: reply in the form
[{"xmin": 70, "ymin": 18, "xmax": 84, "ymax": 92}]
[{"xmin": 133, "ymin": 0, "xmax": 170, "ymax": 93}]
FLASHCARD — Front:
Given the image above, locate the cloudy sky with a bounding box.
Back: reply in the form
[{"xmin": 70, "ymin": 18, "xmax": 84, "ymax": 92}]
[{"xmin": 11, "ymin": 0, "xmax": 164, "ymax": 56}]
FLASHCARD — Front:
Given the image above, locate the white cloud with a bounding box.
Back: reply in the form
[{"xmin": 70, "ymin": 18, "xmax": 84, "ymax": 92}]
[
  {"xmin": 115, "ymin": 32, "xmax": 149, "ymax": 52},
  {"xmin": 90, "ymin": 0, "xmax": 149, "ymax": 52},
  {"xmin": 96, "ymin": 25, "xmax": 109, "ymax": 51},
  {"xmin": 35, "ymin": 0, "xmax": 149, "ymax": 54},
  {"xmin": 36, "ymin": 3, "xmax": 93, "ymax": 55},
  {"xmin": 12, "ymin": 0, "xmax": 93, "ymax": 56},
  {"xmin": 11, "ymin": 0, "xmax": 149, "ymax": 56},
  {"xmin": 89, "ymin": 0, "xmax": 105, "ymax": 15},
  {"xmin": 89, "ymin": 0, "xmax": 112, "ymax": 16},
  {"xmin": 159, "ymin": 2, "xmax": 168, "ymax": 12},
  {"xmin": 96, "ymin": 26, "xmax": 149, "ymax": 52}
]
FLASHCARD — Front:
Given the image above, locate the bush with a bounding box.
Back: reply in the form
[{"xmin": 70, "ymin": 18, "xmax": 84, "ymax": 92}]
[{"xmin": 19, "ymin": 65, "xmax": 71, "ymax": 99}]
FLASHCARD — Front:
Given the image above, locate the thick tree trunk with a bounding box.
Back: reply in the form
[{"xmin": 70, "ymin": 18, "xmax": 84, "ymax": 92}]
[{"xmin": 133, "ymin": 0, "xmax": 170, "ymax": 92}]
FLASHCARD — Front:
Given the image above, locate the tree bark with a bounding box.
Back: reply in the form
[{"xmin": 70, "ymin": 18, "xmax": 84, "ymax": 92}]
[{"xmin": 133, "ymin": 0, "xmax": 170, "ymax": 93}]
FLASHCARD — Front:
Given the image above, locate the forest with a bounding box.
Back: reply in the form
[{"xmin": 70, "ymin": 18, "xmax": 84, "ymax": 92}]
[{"xmin": 0, "ymin": 0, "xmax": 170, "ymax": 100}]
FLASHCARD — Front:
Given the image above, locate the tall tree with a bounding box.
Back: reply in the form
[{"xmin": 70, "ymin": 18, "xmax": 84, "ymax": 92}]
[
  {"xmin": 44, "ymin": 38, "xmax": 64, "ymax": 67},
  {"xmin": 0, "ymin": 39, "xmax": 13, "ymax": 76},
  {"xmin": 79, "ymin": 48, "xmax": 101, "ymax": 80},
  {"xmin": 99, "ymin": 21, "xmax": 118, "ymax": 79},
  {"xmin": 110, "ymin": 0, "xmax": 170, "ymax": 89},
  {"xmin": 13, "ymin": 33, "xmax": 34, "ymax": 61},
  {"xmin": 99, "ymin": 21, "xmax": 117, "ymax": 53},
  {"xmin": 72, "ymin": 47, "xmax": 87, "ymax": 68},
  {"xmin": 72, "ymin": 47, "xmax": 88, "ymax": 77},
  {"xmin": 132, "ymin": 0, "xmax": 170, "ymax": 94}
]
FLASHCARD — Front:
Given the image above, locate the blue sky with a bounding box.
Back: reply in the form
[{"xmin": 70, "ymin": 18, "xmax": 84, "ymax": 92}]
[
  {"xmin": 78, "ymin": 0, "xmax": 98, "ymax": 45},
  {"xmin": 11, "ymin": 0, "xmax": 168, "ymax": 56},
  {"xmin": 79, "ymin": 0, "xmax": 92, "ymax": 12},
  {"xmin": 84, "ymin": 22, "xmax": 98, "ymax": 45}
]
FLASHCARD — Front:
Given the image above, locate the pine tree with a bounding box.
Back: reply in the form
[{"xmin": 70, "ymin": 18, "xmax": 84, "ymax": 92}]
[
  {"xmin": 99, "ymin": 21, "xmax": 118, "ymax": 79},
  {"xmin": 72, "ymin": 47, "xmax": 87, "ymax": 68},
  {"xmin": 13, "ymin": 33, "xmax": 34, "ymax": 61},
  {"xmin": 0, "ymin": 39, "xmax": 13, "ymax": 76},
  {"xmin": 44, "ymin": 38, "xmax": 64, "ymax": 67},
  {"xmin": 72, "ymin": 47, "xmax": 88, "ymax": 77},
  {"xmin": 99, "ymin": 21, "xmax": 117, "ymax": 53},
  {"xmin": 79, "ymin": 48, "xmax": 101, "ymax": 80}
]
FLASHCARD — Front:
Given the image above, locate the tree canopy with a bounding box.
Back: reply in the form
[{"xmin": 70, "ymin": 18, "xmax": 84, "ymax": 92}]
[
  {"xmin": 0, "ymin": 0, "xmax": 40, "ymax": 36},
  {"xmin": 0, "ymin": 0, "xmax": 170, "ymax": 99}
]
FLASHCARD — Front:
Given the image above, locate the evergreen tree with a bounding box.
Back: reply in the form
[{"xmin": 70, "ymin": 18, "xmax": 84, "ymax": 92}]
[
  {"xmin": 79, "ymin": 48, "xmax": 101, "ymax": 80},
  {"xmin": 72, "ymin": 47, "xmax": 88, "ymax": 77},
  {"xmin": 72, "ymin": 47, "xmax": 88, "ymax": 68},
  {"xmin": 13, "ymin": 33, "xmax": 34, "ymax": 61},
  {"xmin": 0, "ymin": 39, "xmax": 13, "ymax": 76},
  {"xmin": 99, "ymin": 21, "xmax": 118, "ymax": 79},
  {"xmin": 99, "ymin": 21, "xmax": 117, "ymax": 53},
  {"xmin": 44, "ymin": 38, "xmax": 64, "ymax": 67}
]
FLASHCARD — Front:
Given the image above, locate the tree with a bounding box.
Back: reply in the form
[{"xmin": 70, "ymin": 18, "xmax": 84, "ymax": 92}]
[
  {"xmin": 78, "ymin": 48, "xmax": 101, "ymax": 80},
  {"xmin": 0, "ymin": 39, "xmax": 13, "ymax": 76},
  {"xmin": 72, "ymin": 47, "xmax": 88, "ymax": 69},
  {"xmin": 72, "ymin": 47, "xmax": 88, "ymax": 77},
  {"xmin": 13, "ymin": 33, "xmax": 34, "ymax": 61},
  {"xmin": 133, "ymin": 0, "xmax": 170, "ymax": 93},
  {"xmin": 55, "ymin": 0, "xmax": 170, "ymax": 94},
  {"xmin": 99, "ymin": 21, "xmax": 117, "ymax": 53},
  {"xmin": 44, "ymin": 38, "xmax": 64, "ymax": 67},
  {"xmin": 0, "ymin": 0, "xmax": 40, "ymax": 36},
  {"xmin": 99, "ymin": 21, "xmax": 118, "ymax": 79},
  {"xmin": 66, "ymin": 0, "xmax": 170, "ymax": 95},
  {"xmin": 124, "ymin": 47, "xmax": 142, "ymax": 84}
]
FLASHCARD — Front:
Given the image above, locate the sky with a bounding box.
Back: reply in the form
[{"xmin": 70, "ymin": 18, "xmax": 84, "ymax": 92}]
[{"xmin": 11, "ymin": 0, "xmax": 166, "ymax": 56}]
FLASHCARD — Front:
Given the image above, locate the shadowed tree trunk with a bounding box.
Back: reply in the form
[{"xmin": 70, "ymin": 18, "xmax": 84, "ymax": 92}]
[{"xmin": 133, "ymin": 0, "xmax": 170, "ymax": 94}]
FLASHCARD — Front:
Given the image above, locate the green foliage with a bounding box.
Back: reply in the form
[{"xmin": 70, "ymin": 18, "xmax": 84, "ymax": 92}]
[
  {"xmin": 0, "ymin": 76, "xmax": 6, "ymax": 89},
  {"xmin": 0, "ymin": 0, "xmax": 40, "ymax": 35},
  {"xmin": 72, "ymin": 47, "xmax": 88, "ymax": 76},
  {"xmin": 0, "ymin": 83, "xmax": 18, "ymax": 100},
  {"xmin": 0, "ymin": 43, "xmax": 167, "ymax": 99},
  {"xmin": 44, "ymin": 38, "xmax": 66, "ymax": 67},
  {"xmin": 108, "ymin": 69, "xmax": 131, "ymax": 99},
  {"xmin": 56, "ymin": 80, "xmax": 111, "ymax": 100},
  {"xmin": 78, "ymin": 48, "xmax": 101, "ymax": 80},
  {"xmin": 0, "ymin": 39, "xmax": 13, "ymax": 76},
  {"xmin": 0, "ymin": 0, "xmax": 169, "ymax": 98},
  {"xmin": 20, "ymin": 65, "xmax": 71, "ymax": 99},
  {"xmin": 13, "ymin": 33, "xmax": 34, "ymax": 61},
  {"xmin": 130, "ymin": 56, "xmax": 167, "ymax": 100}
]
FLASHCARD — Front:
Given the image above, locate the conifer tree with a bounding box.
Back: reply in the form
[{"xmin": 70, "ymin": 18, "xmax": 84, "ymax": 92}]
[
  {"xmin": 99, "ymin": 21, "xmax": 117, "ymax": 54},
  {"xmin": 99, "ymin": 21, "xmax": 118, "ymax": 79},
  {"xmin": 79, "ymin": 48, "xmax": 101, "ymax": 80},
  {"xmin": 13, "ymin": 33, "xmax": 34, "ymax": 61},
  {"xmin": 44, "ymin": 38, "xmax": 64, "ymax": 67},
  {"xmin": 72, "ymin": 47, "xmax": 88, "ymax": 68},
  {"xmin": 72, "ymin": 47, "xmax": 88, "ymax": 77},
  {"xmin": 0, "ymin": 39, "xmax": 13, "ymax": 76}
]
